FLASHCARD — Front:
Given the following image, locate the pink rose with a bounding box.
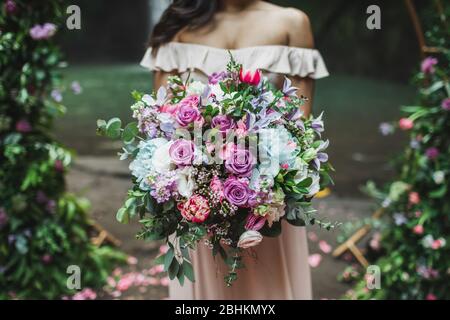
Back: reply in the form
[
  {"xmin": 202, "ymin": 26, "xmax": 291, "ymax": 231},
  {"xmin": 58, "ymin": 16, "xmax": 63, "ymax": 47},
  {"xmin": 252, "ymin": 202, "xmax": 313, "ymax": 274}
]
[
  {"xmin": 237, "ymin": 230, "xmax": 263, "ymax": 249},
  {"xmin": 398, "ymin": 118, "xmax": 414, "ymax": 130},
  {"xmin": 169, "ymin": 139, "xmax": 195, "ymax": 166},
  {"xmin": 176, "ymin": 104, "xmax": 201, "ymax": 126}
]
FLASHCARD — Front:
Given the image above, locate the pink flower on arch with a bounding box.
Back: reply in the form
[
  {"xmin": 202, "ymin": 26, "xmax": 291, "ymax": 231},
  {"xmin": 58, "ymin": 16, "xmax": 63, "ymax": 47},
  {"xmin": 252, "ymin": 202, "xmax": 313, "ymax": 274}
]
[
  {"xmin": 398, "ymin": 118, "xmax": 414, "ymax": 131},
  {"xmin": 413, "ymin": 225, "xmax": 424, "ymax": 235},
  {"xmin": 421, "ymin": 57, "xmax": 438, "ymax": 74},
  {"xmin": 441, "ymin": 98, "xmax": 450, "ymax": 111},
  {"xmin": 425, "ymin": 147, "xmax": 439, "ymax": 160},
  {"xmin": 409, "ymin": 192, "xmax": 420, "ymax": 205}
]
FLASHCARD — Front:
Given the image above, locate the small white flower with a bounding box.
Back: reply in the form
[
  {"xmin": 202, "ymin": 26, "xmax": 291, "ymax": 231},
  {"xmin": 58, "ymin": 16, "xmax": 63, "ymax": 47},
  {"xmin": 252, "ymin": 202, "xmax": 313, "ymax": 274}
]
[
  {"xmin": 187, "ymin": 81, "xmax": 207, "ymax": 96},
  {"xmin": 433, "ymin": 171, "xmax": 445, "ymax": 184},
  {"xmin": 176, "ymin": 167, "xmax": 196, "ymax": 198}
]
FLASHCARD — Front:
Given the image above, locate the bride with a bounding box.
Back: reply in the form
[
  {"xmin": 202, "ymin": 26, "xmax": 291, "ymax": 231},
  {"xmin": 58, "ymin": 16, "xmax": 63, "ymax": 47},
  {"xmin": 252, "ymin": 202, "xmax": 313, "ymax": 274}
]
[{"xmin": 140, "ymin": 0, "xmax": 328, "ymax": 300}]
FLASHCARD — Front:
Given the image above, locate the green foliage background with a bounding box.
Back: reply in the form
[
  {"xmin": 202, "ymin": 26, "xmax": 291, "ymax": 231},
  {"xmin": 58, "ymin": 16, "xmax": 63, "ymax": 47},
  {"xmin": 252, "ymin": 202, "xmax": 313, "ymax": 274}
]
[
  {"xmin": 348, "ymin": 7, "xmax": 450, "ymax": 300},
  {"xmin": 0, "ymin": 0, "xmax": 124, "ymax": 299}
]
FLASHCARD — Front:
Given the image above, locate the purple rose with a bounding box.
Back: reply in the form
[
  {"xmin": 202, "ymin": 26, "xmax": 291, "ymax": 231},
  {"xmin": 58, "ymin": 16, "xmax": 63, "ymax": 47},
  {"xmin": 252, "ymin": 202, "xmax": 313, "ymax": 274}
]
[
  {"xmin": 169, "ymin": 139, "xmax": 196, "ymax": 166},
  {"xmin": 421, "ymin": 57, "xmax": 438, "ymax": 74},
  {"xmin": 208, "ymin": 72, "xmax": 227, "ymax": 85},
  {"xmin": 176, "ymin": 105, "xmax": 201, "ymax": 127},
  {"xmin": 425, "ymin": 147, "xmax": 439, "ymax": 160},
  {"xmin": 211, "ymin": 115, "xmax": 235, "ymax": 134},
  {"xmin": 223, "ymin": 178, "xmax": 250, "ymax": 207},
  {"xmin": 441, "ymin": 98, "xmax": 450, "ymax": 111},
  {"xmin": 225, "ymin": 147, "xmax": 255, "ymax": 177}
]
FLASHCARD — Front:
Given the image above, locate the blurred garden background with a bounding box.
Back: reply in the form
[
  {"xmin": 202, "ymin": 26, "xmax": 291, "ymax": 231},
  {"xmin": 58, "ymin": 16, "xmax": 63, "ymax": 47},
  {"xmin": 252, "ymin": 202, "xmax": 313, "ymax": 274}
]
[{"xmin": 2, "ymin": 0, "xmax": 447, "ymax": 300}]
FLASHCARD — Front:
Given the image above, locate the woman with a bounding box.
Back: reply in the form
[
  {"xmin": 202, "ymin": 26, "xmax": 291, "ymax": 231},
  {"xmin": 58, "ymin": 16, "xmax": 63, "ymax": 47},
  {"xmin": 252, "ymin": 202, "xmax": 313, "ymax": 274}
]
[{"xmin": 141, "ymin": 0, "xmax": 329, "ymax": 300}]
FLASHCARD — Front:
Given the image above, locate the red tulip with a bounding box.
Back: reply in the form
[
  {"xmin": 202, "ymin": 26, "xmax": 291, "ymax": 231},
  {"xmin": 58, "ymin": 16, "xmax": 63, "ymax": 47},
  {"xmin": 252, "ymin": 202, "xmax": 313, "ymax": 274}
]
[{"xmin": 239, "ymin": 68, "xmax": 262, "ymax": 86}]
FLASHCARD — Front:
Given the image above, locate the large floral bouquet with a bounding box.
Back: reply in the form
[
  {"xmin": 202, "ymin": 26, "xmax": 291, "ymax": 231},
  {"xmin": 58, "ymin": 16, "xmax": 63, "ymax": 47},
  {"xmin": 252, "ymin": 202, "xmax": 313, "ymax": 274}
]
[{"xmin": 98, "ymin": 56, "xmax": 336, "ymax": 286}]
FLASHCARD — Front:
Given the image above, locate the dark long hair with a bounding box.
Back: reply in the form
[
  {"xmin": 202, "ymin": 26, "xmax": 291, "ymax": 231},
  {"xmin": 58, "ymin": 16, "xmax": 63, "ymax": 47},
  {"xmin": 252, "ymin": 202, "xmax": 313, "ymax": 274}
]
[{"xmin": 150, "ymin": 0, "xmax": 221, "ymax": 52}]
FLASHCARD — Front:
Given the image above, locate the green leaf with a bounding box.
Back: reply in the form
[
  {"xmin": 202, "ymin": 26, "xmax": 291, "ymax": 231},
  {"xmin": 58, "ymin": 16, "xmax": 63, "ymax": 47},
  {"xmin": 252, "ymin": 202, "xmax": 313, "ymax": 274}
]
[
  {"xmin": 106, "ymin": 118, "xmax": 122, "ymax": 139},
  {"xmin": 177, "ymin": 264, "xmax": 185, "ymax": 285},
  {"xmin": 116, "ymin": 207, "xmax": 129, "ymax": 224},
  {"xmin": 183, "ymin": 260, "xmax": 195, "ymax": 282},
  {"xmin": 429, "ymin": 185, "xmax": 446, "ymax": 199},
  {"xmin": 122, "ymin": 122, "xmax": 138, "ymax": 143},
  {"xmin": 164, "ymin": 248, "xmax": 175, "ymax": 272},
  {"xmin": 297, "ymin": 177, "xmax": 313, "ymax": 188},
  {"xmin": 168, "ymin": 260, "xmax": 180, "ymax": 280}
]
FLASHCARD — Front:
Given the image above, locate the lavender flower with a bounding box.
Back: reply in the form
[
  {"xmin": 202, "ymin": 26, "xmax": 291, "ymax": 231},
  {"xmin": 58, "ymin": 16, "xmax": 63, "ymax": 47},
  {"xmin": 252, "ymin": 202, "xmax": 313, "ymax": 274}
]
[
  {"xmin": 71, "ymin": 81, "xmax": 82, "ymax": 95},
  {"xmin": 311, "ymin": 112, "xmax": 324, "ymax": 134},
  {"xmin": 29, "ymin": 23, "xmax": 57, "ymax": 40},
  {"xmin": 282, "ymin": 77, "xmax": 298, "ymax": 96},
  {"xmin": 51, "ymin": 89, "xmax": 63, "ymax": 102},
  {"xmin": 208, "ymin": 72, "xmax": 228, "ymax": 85},
  {"xmin": 379, "ymin": 122, "xmax": 394, "ymax": 136}
]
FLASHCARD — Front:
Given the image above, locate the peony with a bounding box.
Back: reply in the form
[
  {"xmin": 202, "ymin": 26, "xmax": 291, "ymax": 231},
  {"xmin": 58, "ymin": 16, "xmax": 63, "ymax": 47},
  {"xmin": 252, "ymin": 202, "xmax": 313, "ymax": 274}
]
[
  {"xmin": 178, "ymin": 195, "xmax": 210, "ymax": 223},
  {"xmin": 421, "ymin": 57, "xmax": 438, "ymax": 74},
  {"xmin": 211, "ymin": 115, "xmax": 235, "ymax": 135},
  {"xmin": 225, "ymin": 147, "xmax": 255, "ymax": 177},
  {"xmin": 239, "ymin": 68, "xmax": 262, "ymax": 86},
  {"xmin": 398, "ymin": 118, "xmax": 414, "ymax": 130},
  {"xmin": 237, "ymin": 230, "xmax": 263, "ymax": 249},
  {"xmin": 223, "ymin": 177, "xmax": 250, "ymax": 206},
  {"xmin": 169, "ymin": 139, "xmax": 196, "ymax": 166}
]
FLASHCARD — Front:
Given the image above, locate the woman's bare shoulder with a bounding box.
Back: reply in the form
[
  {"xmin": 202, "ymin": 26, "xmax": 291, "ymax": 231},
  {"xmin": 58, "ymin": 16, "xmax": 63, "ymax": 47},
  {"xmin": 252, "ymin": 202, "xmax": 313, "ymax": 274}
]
[{"xmin": 259, "ymin": 3, "xmax": 313, "ymax": 47}]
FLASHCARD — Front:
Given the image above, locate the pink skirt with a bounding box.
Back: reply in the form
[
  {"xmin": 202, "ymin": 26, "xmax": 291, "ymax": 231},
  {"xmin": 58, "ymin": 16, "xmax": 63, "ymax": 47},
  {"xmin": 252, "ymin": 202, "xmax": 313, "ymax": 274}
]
[{"xmin": 169, "ymin": 222, "xmax": 312, "ymax": 300}]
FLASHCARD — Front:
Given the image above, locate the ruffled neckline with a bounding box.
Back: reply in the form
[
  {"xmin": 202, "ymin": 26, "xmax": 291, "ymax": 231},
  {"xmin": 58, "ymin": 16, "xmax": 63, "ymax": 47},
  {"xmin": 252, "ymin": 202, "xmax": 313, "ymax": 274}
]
[{"xmin": 140, "ymin": 42, "xmax": 329, "ymax": 79}]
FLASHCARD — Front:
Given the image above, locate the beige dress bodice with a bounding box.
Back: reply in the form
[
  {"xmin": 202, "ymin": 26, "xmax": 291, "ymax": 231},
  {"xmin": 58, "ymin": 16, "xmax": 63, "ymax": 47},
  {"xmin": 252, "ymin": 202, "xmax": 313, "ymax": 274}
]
[
  {"xmin": 140, "ymin": 42, "xmax": 329, "ymax": 300},
  {"xmin": 140, "ymin": 42, "xmax": 329, "ymax": 87}
]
